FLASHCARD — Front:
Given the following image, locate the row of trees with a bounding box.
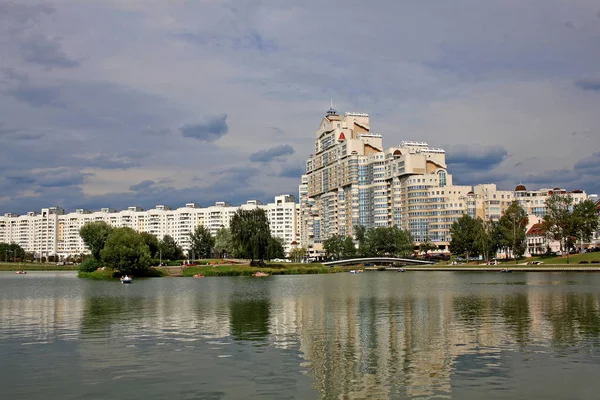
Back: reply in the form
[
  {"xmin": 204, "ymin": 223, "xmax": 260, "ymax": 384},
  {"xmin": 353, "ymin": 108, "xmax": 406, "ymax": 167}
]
[
  {"xmin": 79, "ymin": 222, "xmax": 185, "ymax": 274},
  {"xmin": 0, "ymin": 242, "xmax": 26, "ymax": 262},
  {"xmin": 323, "ymin": 225, "xmax": 414, "ymax": 259},
  {"xmin": 450, "ymin": 196, "xmax": 599, "ymax": 263},
  {"xmin": 79, "ymin": 208, "xmax": 286, "ymax": 272},
  {"xmin": 188, "ymin": 208, "xmax": 285, "ymax": 265}
]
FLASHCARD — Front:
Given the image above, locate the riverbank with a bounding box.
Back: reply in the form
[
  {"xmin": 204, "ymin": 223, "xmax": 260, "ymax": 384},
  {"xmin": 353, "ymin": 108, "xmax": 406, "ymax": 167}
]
[
  {"xmin": 0, "ymin": 262, "xmax": 78, "ymax": 271},
  {"xmin": 78, "ymin": 267, "xmax": 168, "ymax": 279},
  {"xmin": 183, "ymin": 263, "xmax": 343, "ymax": 277},
  {"xmin": 399, "ymin": 265, "xmax": 600, "ymax": 272}
]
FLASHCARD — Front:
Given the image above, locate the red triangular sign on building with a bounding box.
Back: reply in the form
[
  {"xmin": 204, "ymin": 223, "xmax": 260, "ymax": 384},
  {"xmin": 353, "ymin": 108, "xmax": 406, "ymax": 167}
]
[{"xmin": 339, "ymin": 132, "xmax": 346, "ymax": 140}]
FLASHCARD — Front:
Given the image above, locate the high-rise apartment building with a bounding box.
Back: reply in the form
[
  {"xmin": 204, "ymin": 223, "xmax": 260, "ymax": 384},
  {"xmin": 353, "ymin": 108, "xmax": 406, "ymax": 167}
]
[{"xmin": 299, "ymin": 107, "xmax": 590, "ymax": 256}]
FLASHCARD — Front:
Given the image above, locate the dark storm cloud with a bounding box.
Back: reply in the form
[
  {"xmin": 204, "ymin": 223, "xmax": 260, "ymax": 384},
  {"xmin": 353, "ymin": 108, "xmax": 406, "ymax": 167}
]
[
  {"xmin": 0, "ymin": 2, "xmax": 54, "ymax": 24},
  {"xmin": 19, "ymin": 34, "xmax": 80, "ymax": 68},
  {"xmin": 0, "ymin": 123, "xmax": 21, "ymax": 136},
  {"xmin": 181, "ymin": 114, "xmax": 228, "ymax": 142},
  {"xmin": 5, "ymin": 84, "xmax": 65, "ymax": 108},
  {"xmin": 249, "ymin": 144, "xmax": 295, "ymax": 163},
  {"xmin": 446, "ymin": 145, "xmax": 508, "ymax": 171},
  {"xmin": 278, "ymin": 163, "xmax": 305, "ymax": 178},
  {"xmin": 130, "ymin": 180, "xmax": 155, "ymax": 192},
  {"xmin": 574, "ymin": 152, "xmax": 600, "ymax": 174},
  {"xmin": 522, "ymin": 169, "xmax": 580, "ymax": 185},
  {"xmin": 574, "ymin": 79, "xmax": 600, "ymax": 91},
  {"xmin": 6, "ymin": 168, "xmax": 89, "ymax": 189}
]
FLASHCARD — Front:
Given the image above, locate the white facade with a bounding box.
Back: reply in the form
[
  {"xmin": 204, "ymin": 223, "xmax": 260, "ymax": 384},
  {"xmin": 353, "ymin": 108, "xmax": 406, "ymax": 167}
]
[
  {"xmin": 0, "ymin": 196, "xmax": 299, "ymax": 258},
  {"xmin": 300, "ymin": 107, "xmax": 593, "ymax": 254}
]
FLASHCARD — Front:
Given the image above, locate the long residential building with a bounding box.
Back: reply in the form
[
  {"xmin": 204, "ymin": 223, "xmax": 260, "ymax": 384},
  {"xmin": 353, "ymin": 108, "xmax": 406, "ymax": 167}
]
[
  {"xmin": 299, "ymin": 107, "xmax": 592, "ymax": 257},
  {"xmin": 0, "ymin": 195, "xmax": 299, "ymax": 259}
]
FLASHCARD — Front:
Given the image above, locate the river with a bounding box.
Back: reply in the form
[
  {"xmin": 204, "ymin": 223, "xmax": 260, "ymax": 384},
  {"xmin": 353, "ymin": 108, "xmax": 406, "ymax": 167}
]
[{"xmin": 2, "ymin": 271, "xmax": 600, "ymax": 399}]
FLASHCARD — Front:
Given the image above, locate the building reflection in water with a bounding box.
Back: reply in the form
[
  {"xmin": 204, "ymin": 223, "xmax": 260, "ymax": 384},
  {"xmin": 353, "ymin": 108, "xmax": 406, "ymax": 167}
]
[{"xmin": 2, "ymin": 273, "xmax": 600, "ymax": 398}]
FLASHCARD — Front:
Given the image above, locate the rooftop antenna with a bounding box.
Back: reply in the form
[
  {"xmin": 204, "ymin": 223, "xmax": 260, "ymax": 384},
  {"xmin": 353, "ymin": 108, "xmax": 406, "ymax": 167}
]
[{"xmin": 327, "ymin": 99, "xmax": 337, "ymax": 116}]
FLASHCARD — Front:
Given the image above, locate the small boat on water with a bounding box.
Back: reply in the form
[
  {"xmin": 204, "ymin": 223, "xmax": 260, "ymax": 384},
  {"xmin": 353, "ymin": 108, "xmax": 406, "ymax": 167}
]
[
  {"xmin": 397, "ymin": 268, "xmax": 406, "ymax": 273},
  {"xmin": 500, "ymin": 268, "xmax": 513, "ymax": 273},
  {"xmin": 252, "ymin": 271, "xmax": 269, "ymax": 277},
  {"xmin": 350, "ymin": 269, "xmax": 361, "ymax": 274},
  {"xmin": 193, "ymin": 274, "xmax": 205, "ymax": 278},
  {"xmin": 15, "ymin": 271, "xmax": 27, "ymax": 275},
  {"xmin": 120, "ymin": 276, "xmax": 133, "ymax": 283}
]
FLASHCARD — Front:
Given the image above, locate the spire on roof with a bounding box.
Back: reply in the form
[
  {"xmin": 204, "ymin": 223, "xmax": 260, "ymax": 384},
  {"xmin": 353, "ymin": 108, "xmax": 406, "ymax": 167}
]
[{"xmin": 326, "ymin": 99, "xmax": 337, "ymax": 116}]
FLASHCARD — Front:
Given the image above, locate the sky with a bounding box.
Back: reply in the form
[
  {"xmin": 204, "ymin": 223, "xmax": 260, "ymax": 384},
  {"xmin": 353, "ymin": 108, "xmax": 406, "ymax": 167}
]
[{"xmin": 1, "ymin": 0, "xmax": 600, "ymax": 214}]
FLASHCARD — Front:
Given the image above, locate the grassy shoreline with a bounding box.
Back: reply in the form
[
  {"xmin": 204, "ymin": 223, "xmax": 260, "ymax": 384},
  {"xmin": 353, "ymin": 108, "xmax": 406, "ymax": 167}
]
[
  {"xmin": 0, "ymin": 262, "xmax": 78, "ymax": 271},
  {"xmin": 183, "ymin": 263, "xmax": 343, "ymax": 277}
]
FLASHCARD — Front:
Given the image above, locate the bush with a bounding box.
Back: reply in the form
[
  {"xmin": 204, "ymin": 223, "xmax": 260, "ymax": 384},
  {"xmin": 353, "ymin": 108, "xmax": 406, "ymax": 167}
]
[
  {"xmin": 580, "ymin": 261, "xmax": 589, "ymax": 264},
  {"xmin": 79, "ymin": 257, "xmax": 102, "ymax": 272},
  {"xmin": 78, "ymin": 269, "xmax": 118, "ymax": 279}
]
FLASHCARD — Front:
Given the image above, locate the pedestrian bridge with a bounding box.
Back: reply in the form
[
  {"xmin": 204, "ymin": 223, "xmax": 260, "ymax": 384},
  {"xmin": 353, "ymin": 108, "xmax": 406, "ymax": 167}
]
[{"xmin": 323, "ymin": 257, "xmax": 434, "ymax": 267}]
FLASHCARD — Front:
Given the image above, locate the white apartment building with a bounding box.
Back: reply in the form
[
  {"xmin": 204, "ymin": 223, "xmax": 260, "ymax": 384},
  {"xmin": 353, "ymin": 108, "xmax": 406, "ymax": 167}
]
[
  {"xmin": 300, "ymin": 107, "xmax": 592, "ymax": 255},
  {"xmin": 301, "ymin": 107, "xmax": 486, "ymax": 252},
  {"xmin": 0, "ymin": 195, "xmax": 299, "ymax": 259}
]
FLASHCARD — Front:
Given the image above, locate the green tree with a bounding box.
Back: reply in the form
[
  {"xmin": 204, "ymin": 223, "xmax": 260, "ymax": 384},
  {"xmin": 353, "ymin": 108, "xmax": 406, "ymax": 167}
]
[
  {"xmin": 0, "ymin": 242, "xmax": 25, "ymax": 262},
  {"xmin": 572, "ymin": 199, "xmax": 599, "ymax": 246},
  {"xmin": 419, "ymin": 234, "xmax": 437, "ymax": 258},
  {"xmin": 79, "ymin": 221, "xmax": 113, "ymax": 261},
  {"xmin": 353, "ymin": 225, "xmax": 368, "ymax": 256},
  {"xmin": 140, "ymin": 232, "xmax": 160, "ymax": 259},
  {"xmin": 542, "ymin": 194, "xmax": 574, "ymax": 261},
  {"xmin": 158, "ymin": 235, "xmax": 184, "ymax": 261},
  {"xmin": 266, "ymin": 236, "xmax": 285, "ymax": 260},
  {"xmin": 450, "ymin": 215, "xmax": 478, "ymax": 261},
  {"xmin": 100, "ymin": 227, "xmax": 152, "ymax": 274},
  {"xmin": 474, "ymin": 219, "xmax": 499, "ymax": 262},
  {"xmin": 363, "ymin": 226, "xmax": 413, "ymax": 257},
  {"xmin": 289, "ymin": 247, "xmax": 306, "ymax": 263},
  {"xmin": 342, "ymin": 236, "xmax": 357, "ymax": 258},
  {"xmin": 393, "ymin": 226, "xmax": 415, "ymax": 257},
  {"xmin": 323, "ymin": 234, "xmax": 344, "ymax": 259},
  {"xmin": 189, "ymin": 225, "xmax": 215, "ymax": 260},
  {"xmin": 214, "ymin": 227, "xmax": 233, "ymax": 259},
  {"xmin": 498, "ymin": 201, "xmax": 529, "ymax": 263},
  {"xmin": 230, "ymin": 208, "xmax": 271, "ymax": 266}
]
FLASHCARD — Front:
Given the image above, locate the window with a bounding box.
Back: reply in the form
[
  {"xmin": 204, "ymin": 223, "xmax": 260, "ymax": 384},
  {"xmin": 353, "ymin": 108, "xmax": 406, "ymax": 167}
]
[{"xmin": 438, "ymin": 170, "xmax": 447, "ymax": 187}]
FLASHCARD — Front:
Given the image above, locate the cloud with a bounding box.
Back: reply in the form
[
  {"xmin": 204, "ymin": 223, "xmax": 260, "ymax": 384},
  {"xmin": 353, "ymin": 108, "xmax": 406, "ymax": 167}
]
[
  {"xmin": 574, "ymin": 152, "xmax": 600, "ymax": 174},
  {"xmin": 1, "ymin": 69, "xmax": 65, "ymax": 108},
  {"xmin": 522, "ymin": 169, "xmax": 581, "ymax": 185},
  {"xmin": 574, "ymin": 79, "xmax": 600, "ymax": 91},
  {"xmin": 278, "ymin": 163, "xmax": 305, "ymax": 178},
  {"xmin": 181, "ymin": 115, "xmax": 228, "ymax": 142},
  {"xmin": 0, "ymin": 123, "xmax": 21, "ymax": 136},
  {"xmin": 0, "ymin": 2, "xmax": 54, "ymax": 24},
  {"xmin": 1, "ymin": 0, "xmax": 600, "ymax": 214},
  {"xmin": 175, "ymin": 30, "xmax": 277, "ymax": 54},
  {"xmin": 19, "ymin": 34, "xmax": 80, "ymax": 68},
  {"xmin": 270, "ymin": 127, "xmax": 284, "ymax": 136},
  {"xmin": 130, "ymin": 180, "xmax": 155, "ymax": 192},
  {"xmin": 445, "ymin": 144, "xmax": 508, "ymax": 171},
  {"xmin": 250, "ymin": 145, "xmax": 295, "ymax": 163},
  {"xmin": 77, "ymin": 154, "xmax": 142, "ymax": 170},
  {"xmin": 5, "ymin": 84, "xmax": 65, "ymax": 108},
  {"xmin": 6, "ymin": 168, "xmax": 89, "ymax": 189},
  {"xmin": 142, "ymin": 128, "xmax": 170, "ymax": 136}
]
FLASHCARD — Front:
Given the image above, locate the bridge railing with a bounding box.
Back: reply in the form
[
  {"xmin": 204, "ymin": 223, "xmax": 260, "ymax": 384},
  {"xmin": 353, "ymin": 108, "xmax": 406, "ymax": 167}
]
[{"xmin": 323, "ymin": 257, "xmax": 434, "ymax": 266}]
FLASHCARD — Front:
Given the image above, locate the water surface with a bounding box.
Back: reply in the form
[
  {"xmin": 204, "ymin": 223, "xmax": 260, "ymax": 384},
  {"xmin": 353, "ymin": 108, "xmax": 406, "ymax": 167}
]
[{"xmin": 2, "ymin": 271, "xmax": 600, "ymax": 399}]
